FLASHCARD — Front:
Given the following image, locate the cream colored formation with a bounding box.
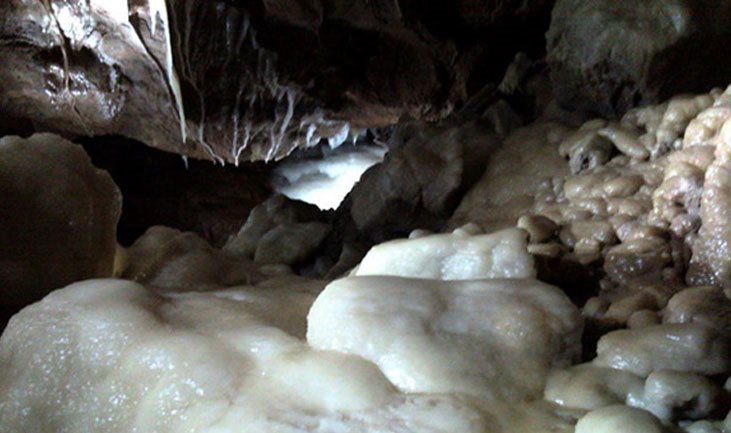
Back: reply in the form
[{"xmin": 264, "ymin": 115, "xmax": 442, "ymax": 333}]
[
  {"xmin": 3, "ymin": 87, "xmax": 731, "ymax": 432},
  {"xmin": 512, "ymin": 88, "xmax": 731, "ymax": 290},
  {"xmin": 450, "ymin": 85, "xmax": 731, "ymax": 432},
  {"xmin": 1, "ymin": 227, "xmax": 581, "ymax": 433}
]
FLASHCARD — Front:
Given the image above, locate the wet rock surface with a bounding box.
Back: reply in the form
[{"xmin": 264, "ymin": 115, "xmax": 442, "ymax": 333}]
[
  {"xmin": 0, "ymin": 0, "xmax": 553, "ymax": 163},
  {"xmin": 6, "ymin": 2, "xmax": 731, "ymax": 433},
  {"xmin": 346, "ymin": 119, "xmax": 501, "ymax": 241},
  {"xmin": 5, "ymin": 101, "xmax": 731, "ymax": 431},
  {"xmin": 223, "ymin": 194, "xmax": 328, "ymax": 259}
]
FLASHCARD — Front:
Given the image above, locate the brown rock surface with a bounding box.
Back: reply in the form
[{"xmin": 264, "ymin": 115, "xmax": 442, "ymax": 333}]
[
  {"xmin": 547, "ymin": 0, "xmax": 731, "ymax": 117},
  {"xmin": 0, "ymin": 0, "xmax": 552, "ymax": 162},
  {"xmin": 0, "ymin": 133, "xmax": 121, "ymax": 307}
]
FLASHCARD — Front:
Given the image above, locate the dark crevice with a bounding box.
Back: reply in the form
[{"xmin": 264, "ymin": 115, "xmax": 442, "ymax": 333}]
[{"xmin": 80, "ymin": 135, "xmax": 273, "ymax": 247}]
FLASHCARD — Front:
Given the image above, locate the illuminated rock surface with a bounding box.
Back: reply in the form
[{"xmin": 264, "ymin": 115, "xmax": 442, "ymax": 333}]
[
  {"xmin": 0, "ymin": 274, "xmax": 580, "ymax": 433},
  {"xmin": 274, "ymin": 145, "xmax": 386, "ymax": 210},
  {"xmin": 308, "ymin": 276, "xmax": 582, "ymax": 401},
  {"xmin": 7, "ymin": 6, "xmax": 731, "ymax": 428}
]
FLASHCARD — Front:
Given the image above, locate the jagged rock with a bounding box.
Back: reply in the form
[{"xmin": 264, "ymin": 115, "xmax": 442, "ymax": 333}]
[
  {"xmin": 120, "ymin": 226, "xmax": 269, "ymax": 291},
  {"xmin": 348, "ymin": 119, "xmax": 500, "ymax": 241},
  {"xmin": 0, "ymin": 0, "xmax": 553, "ymax": 162},
  {"xmin": 0, "ymin": 133, "xmax": 121, "ymax": 307},
  {"xmin": 448, "ymin": 121, "xmax": 570, "ymax": 231},
  {"xmin": 224, "ymin": 194, "xmax": 328, "ymax": 262},
  {"xmin": 254, "ymin": 222, "xmax": 331, "ymax": 265},
  {"xmin": 547, "ymin": 0, "xmax": 731, "ymax": 117}
]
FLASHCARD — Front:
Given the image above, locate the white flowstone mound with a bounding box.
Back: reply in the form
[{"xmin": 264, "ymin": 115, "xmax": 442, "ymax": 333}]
[
  {"xmin": 0, "ymin": 134, "xmax": 121, "ymax": 307},
  {"xmin": 593, "ymin": 323, "xmax": 731, "ymax": 377},
  {"xmin": 0, "ymin": 279, "xmax": 491, "ymax": 433},
  {"xmin": 0, "ymin": 219, "xmax": 580, "ymax": 433},
  {"xmin": 0, "ymin": 274, "xmax": 583, "ymax": 433},
  {"xmin": 308, "ymin": 276, "xmax": 582, "ymax": 402},
  {"xmin": 275, "ymin": 145, "xmax": 386, "ymax": 210},
  {"xmin": 575, "ymin": 405, "xmax": 666, "ymax": 433},
  {"xmin": 354, "ymin": 227, "xmax": 535, "ymax": 280}
]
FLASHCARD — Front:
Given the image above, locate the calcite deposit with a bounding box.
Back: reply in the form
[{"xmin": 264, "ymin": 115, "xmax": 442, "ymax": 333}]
[{"xmin": 4, "ymin": 2, "xmax": 731, "ymax": 430}]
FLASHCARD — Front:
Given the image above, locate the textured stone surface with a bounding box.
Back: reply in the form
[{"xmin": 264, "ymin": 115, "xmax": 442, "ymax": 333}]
[
  {"xmin": 346, "ymin": 119, "xmax": 500, "ymax": 241},
  {"xmin": 448, "ymin": 121, "xmax": 570, "ymax": 231},
  {"xmin": 547, "ymin": 0, "xmax": 731, "ymax": 117},
  {"xmin": 120, "ymin": 226, "xmax": 268, "ymax": 291},
  {"xmin": 687, "ymin": 119, "xmax": 731, "ymax": 287},
  {"xmin": 254, "ymin": 222, "xmax": 331, "ymax": 265},
  {"xmin": 0, "ymin": 0, "xmax": 553, "ymax": 162},
  {"xmin": 0, "ymin": 133, "xmax": 121, "ymax": 307},
  {"xmin": 224, "ymin": 194, "xmax": 326, "ymax": 259}
]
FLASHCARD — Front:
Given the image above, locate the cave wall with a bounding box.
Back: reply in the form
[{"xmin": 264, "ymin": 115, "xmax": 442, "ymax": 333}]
[{"xmin": 0, "ymin": 0, "xmax": 554, "ymax": 163}]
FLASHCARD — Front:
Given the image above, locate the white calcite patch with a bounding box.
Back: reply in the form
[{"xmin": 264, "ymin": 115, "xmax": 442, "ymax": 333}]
[
  {"xmin": 593, "ymin": 323, "xmax": 731, "ymax": 377},
  {"xmin": 307, "ymin": 276, "xmax": 582, "ymax": 402},
  {"xmin": 0, "ymin": 271, "xmax": 584, "ymax": 433},
  {"xmin": 275, "ymin": 145, "xmax": 386, "ymax": 210},
  {"xmin": 354, "ymin": 227, "xmax": 535, "ymax": 280},
  {"xmin": 0, "ymin": 279, "xmax": 494, "ymax": 433},
  {"xmin": 544, "ymin": 364, "xmax": 644, "ymax": 411},
  {"xmin": 575, "ymin": 405, "xmax": 666, "ymax": 433}
]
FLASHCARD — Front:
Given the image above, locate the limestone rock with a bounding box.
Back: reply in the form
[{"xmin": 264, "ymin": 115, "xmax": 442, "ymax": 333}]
[
  {"xmin": 593, "ymin": 323, "xmax": 731, "ymax": 377},
  {"xmin": 254, "ymin": 222, "xmax": 331, "ymax": 266},
  {"xmin": 121, "ymin": 226, "xmax": 267, "ymax": 291},
  {"xmin": 449, "ymin": 121, "xmax": 570, "ymax": 231},
  {"xmin": 223, "ymin": 194, "xmax": 325, "ymax": 258},
  {"xmin": 575, "ymin": 405, "xmax": 666, "ymax": 433},
  {"xmin": 0, "ymin": 134, "xmax": 121, "ymax": 307},
  {"xmin": 688, "ymin": 119, "xmax": 731, "ymax": 287},
  {"xmin": 348, "ymin": 120, "xmax": 500, "ymax": 241},
  {"xmin": 547, "ymin": 0, "xmax": 731, "ymax": 117},
  {"xmin": 0, "ymin": 0, "xmax": 552, "ymax": 162}
]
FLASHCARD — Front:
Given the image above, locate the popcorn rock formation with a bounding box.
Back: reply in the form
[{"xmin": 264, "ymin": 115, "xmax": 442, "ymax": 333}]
[{"xmin": 452, "ymin": 85, "xmax": 731, "ymax": 291}]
